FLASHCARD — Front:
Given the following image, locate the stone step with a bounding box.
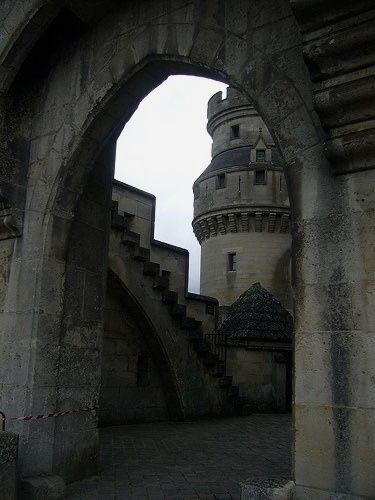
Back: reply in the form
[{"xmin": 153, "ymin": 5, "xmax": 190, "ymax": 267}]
[
  {"xmin": 180, "ymin": 316, "xmax": 201, "ymax": 331},
  {"xmin": 237, "ymin": 401, "xmax": 253, "ymax": 416},
  {"xmin": 170, "ymin": 303, "xmax": 187, "ymax": 318},
  {"xmin": 111, "ymin": 213, "xmax": 129, "ymax": 231},
  {"xmin": 195, "ymin": 340, "xmax": 210, "ymax": 355},
  {"xmin": 227, "ymin": 385, "xmax": 239, "ymax": 398},
  {"xmin": 143, "ymin": 261, "xmax": 160, "ymax": 276},
  {"xmin": 219, "ymin": 376, "xmax": 232, "ymax": 388},
  {"xmin": 134, "ymin": 247, "xmax": 150, "ymax": 261},
  {"xmin": 188, "ymin": 330, "xmax": 203, "ymax": 343},
  {"xmin": 203, "ymin": 352, "xmax": 219, "ymax": 366},
  {"xmin": 153, "ymin": 273, "xmax": 169, "ymax": 290},
  {"xmin": 121, "ymin": 230, "xmax": 140, "ymax": 247},
  {"xmin": 211, "ymin": 361, "xmax": 226, "ymax": 377},
  {"xmin": 235, "ymin": 396, "xmax": 250, "ymax": 408},
  {"xmin": 162, "ymin": 290, "xmax": 178, "ymax": 305}
]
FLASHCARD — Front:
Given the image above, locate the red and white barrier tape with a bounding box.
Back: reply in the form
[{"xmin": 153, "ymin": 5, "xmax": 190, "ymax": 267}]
[{"xmin": 0, "ymin": 406, "xmax": 98, "ymax": 430}]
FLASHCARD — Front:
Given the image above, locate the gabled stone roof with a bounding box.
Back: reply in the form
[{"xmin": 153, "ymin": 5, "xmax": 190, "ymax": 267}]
[{"xmin": 219, "ymin": 283, "xmax": 293, "ymax": 343}]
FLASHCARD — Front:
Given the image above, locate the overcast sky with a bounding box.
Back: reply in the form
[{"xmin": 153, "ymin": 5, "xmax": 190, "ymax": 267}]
[{"xmin": 115, "ymin": 76, "xmax": 227, "ymax": 293}]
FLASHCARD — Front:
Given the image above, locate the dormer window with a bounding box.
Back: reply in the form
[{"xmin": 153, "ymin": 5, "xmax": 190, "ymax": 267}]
[
  {"xmin": 256, "ymin": 149, "xmax": 266, "ymax": 162},
  {"xmin": 230, "ymin": 124, "xmax": 240, "ymax": 139},
  {"xmin": 255, "ymin": 169, "xmax": 266, "ymax": 185},
  {"xmin": 217, "ymin": 173, "xmax": 226, "ymax": 189}
]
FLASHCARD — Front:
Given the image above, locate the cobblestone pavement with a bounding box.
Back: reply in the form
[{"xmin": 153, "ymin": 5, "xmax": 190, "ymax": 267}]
[{"xmin": 66, "ymin": 414, "xmax": 291, "ymax": 500}]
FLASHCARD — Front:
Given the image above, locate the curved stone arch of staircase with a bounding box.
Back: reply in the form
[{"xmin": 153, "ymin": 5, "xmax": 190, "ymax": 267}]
[
  {"xmin": 106, "ymin": 267, "xmax": 185, "ymax": 421},
  {"xmin": 109, "ymin": 255, "xmax": 234, "ymax": 418}
]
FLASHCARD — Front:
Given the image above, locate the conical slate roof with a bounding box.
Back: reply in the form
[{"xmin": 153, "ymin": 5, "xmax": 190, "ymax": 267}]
[{"xmin": 219, "ymin": 283, "xmax": 293, "ymax": 343}]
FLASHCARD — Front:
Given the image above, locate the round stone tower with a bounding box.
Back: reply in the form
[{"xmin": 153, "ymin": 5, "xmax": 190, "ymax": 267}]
[{"xmin": 192, "ymin": 87, "xmax": 292, "ymax": 312}]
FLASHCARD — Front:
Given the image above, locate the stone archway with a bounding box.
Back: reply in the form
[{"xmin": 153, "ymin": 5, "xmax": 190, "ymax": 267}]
[{"xmin": 0, "ymin": 1, "xmax": 374, "ymax": 498}]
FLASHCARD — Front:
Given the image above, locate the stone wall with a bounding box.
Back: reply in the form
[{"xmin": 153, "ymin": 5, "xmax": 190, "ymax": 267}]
[
  {"xmin": 200, "ymin": 231, "xmax": 291, "ymax": 310},
  {"xmin": 227, "ymin": 346, "xmax": 291, "ymax": 412},
  {"xmin": 112, "ymin": 179, "xmax": 218, "ymax": 331},
  {"xmin": 99, "ymin": 282, "xmax": 168, "ymax": 425},
  {"xmin": 112, "ymin": 181, "xmax": 154, "ymax": 249}
]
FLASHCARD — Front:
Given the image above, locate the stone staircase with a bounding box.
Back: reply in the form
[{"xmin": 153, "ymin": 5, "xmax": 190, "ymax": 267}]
[{"xmin": 109, "ymin": 187, "xmax": 248, "ymax": 418}]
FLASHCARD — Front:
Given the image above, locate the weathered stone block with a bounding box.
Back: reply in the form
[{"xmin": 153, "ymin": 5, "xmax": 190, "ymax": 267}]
[
  {"xmin": 0, "ymin": 431, "xmax": 18, "ymax": 500},
  {"xmin": 190, "ymin": 28, "xmax": 223, "ymax": 67},
  {"xmin": 241, "ymin": 478, "xmax": 294, "ymax": 499},
  {"xmin": 18, "ymin": 474, "xmax": 65, "ymax": 500},
  {"xmin": 52, "ymin": 428, "xmax": 99, "ymax": 482},
  {"xmin": 68, "ymin": 221, "xmax": 107, "ymax": 272}
]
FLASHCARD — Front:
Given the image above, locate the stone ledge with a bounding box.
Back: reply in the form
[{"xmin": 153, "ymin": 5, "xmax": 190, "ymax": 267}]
[
  {"xmin": 193, "ymin": 210, "xmax": 291, "ymax": 243},
  {"xmin": 241, "ymin": 477, "xmax": 295, "ymax": 499}
]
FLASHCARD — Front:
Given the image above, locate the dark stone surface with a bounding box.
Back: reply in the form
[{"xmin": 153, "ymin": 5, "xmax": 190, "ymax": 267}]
[
  {"xmin": 19, "ymin": 474, "xmax": 65, "ymax": 500},
  {"xmin": 219, "ymin": 283, "xmax": 293, "ymax": 343},
  {"xmin": 0, "ymin": 432, "xmax": 18, "ymax": 500},
  {"xmin": 66, "ymin": 414, "xmax": 292, "ymax": 499}
]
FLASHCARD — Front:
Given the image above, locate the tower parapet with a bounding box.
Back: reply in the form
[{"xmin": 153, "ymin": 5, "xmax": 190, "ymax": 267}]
[
  {"xmin": 193, "ymin": 87, "xmax": 292, "ymax": 311},
  {"xmin": 207, "ymin": 87, "xmax": 250, "ymax": 123},
  {"xmin": 206, "ymin": 88, "xmax": 277, "ymax": 160}
]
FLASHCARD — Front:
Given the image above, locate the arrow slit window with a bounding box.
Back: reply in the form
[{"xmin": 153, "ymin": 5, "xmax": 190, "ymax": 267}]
[{"xmin": 228, "ymin": 252, "xmax": 237, "ymax": 271}]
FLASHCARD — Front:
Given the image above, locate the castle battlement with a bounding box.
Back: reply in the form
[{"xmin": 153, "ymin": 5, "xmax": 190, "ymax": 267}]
[{"xmin": 207, "ymin": 87, "xmax": 252, "ymax": 122}]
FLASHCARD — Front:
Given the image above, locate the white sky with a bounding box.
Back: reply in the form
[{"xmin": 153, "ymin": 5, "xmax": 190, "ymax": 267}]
[{"xmin": 115, "ymin": 76, "xmax": 227, "ymax": 293}]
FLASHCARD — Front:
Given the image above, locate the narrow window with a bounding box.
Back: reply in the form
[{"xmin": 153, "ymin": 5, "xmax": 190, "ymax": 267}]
[
  {"xmin": 228, "ymin": 252, "xmax": 237, "ymax": 271},
  {"xmin": 205, "ymin": 303, "xmax": 215, "ymax": 315},
  {"xmin": 255, "ymin": 169, "xmax": 266, "ymax": 185},
  {"xmin": 230, "ymin": 124, "xmax": 240, "ymax": 139},
  {"xmin": 217, "ymin": 173, "xmax": 226, "ymax": 189},
  {"xmin": 193, "ymin": 183, "xmax": 200, "ymax": 199},
  {"xmin": 238, "ymin": 175, "xmax": 241, "ymax": 192},
  {"xmin": 256, "ymin": 149, "xmax": 266, "ymax": 162},
  {"xmin": 137, "ymin": 355, "xmax": 150, "ymax": 387},
  {"xmin": 279, "ymin": 175, "xmax": 282, "ymax": 192}
]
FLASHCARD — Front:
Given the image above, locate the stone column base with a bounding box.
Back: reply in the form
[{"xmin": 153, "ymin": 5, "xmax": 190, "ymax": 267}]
[
  {"xmin": 19, "ymin": 474, "xmax": 66, "ymax": 500},
  {"xmin": 241, "ymin": 478, "xmax": 295, "ymax": 499}
]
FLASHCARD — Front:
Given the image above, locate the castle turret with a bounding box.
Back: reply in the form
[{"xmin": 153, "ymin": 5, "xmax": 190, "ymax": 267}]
[{"xmin": 193, "ymin": 87, "xmax": 292, "ymax": 312}]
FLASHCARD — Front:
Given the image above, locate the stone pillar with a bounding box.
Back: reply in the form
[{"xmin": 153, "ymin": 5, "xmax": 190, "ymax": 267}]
[
  {"xmin": 291, "ymin": 1, "xmax": 375, "ymax": 496},
  {"xmin": 0, "ymin": 139, "xmax": 115, "ymax": 489},
  {"xmin": 292, "ymin": 156, "xmax": 375, "ymax": 498},
  {"xmin": 52, "ymin": 141, "xmax": 115, "ymax": 482}
]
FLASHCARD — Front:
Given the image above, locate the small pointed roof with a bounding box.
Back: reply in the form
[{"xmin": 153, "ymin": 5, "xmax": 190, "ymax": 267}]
[
  {"xmin": 254, "ymin": 127, "xmax": 268, "ymax": 149},
  {"xmin": 219, "ymin": 283, "xmax": 293, "ymax": 343}
]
